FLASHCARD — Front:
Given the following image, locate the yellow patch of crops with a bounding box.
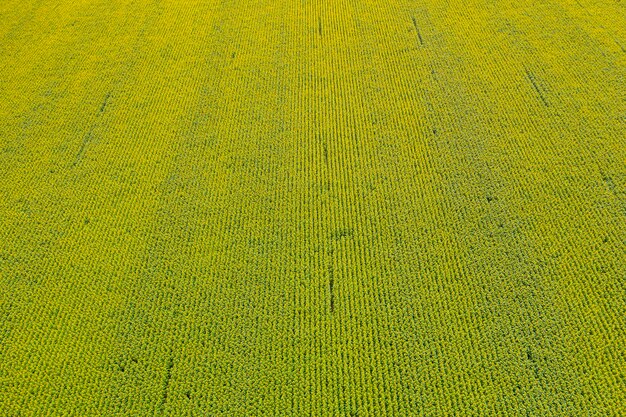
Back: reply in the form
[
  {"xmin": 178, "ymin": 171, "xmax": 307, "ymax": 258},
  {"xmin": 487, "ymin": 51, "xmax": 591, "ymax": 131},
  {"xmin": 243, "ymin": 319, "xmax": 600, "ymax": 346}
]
[{"xmin": 1, "ymin": 0, "xmax": 625, "ymax": 415}]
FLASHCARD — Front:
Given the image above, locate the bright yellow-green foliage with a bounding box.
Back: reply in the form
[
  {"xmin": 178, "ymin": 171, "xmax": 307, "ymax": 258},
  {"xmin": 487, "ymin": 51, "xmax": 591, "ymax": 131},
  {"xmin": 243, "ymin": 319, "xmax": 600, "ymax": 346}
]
[{"xmin": 1, "ymin": 0, "xmax": 625, "ymax": 415}]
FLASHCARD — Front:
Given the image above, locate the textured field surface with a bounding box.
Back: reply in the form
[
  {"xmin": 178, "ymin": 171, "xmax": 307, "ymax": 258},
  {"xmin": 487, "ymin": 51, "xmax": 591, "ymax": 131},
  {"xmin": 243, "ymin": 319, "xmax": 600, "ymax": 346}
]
[{"xmin": 1, "ymin": 0, "xmax": 625, "ymax": 415}]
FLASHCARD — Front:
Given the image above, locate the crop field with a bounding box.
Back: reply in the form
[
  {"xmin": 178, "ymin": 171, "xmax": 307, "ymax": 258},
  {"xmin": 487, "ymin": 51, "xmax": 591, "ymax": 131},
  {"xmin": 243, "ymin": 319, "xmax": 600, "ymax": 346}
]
[{"xmin": 1, "ymin": 0, "xmax": 625, "ymax": 415}]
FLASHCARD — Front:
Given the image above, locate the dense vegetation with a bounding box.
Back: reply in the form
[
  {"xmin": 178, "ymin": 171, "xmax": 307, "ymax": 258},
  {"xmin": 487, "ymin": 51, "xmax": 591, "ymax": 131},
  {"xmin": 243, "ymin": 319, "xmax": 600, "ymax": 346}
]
[{"xmin": 1, "ymin": 0, "xmax": 624, "ymax": 415}]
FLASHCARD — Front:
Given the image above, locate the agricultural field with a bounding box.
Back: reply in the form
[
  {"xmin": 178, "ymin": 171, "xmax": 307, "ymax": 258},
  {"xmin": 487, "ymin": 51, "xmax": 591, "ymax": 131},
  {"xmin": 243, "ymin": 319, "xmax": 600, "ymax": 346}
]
[{"xmin": 1, "ymin": 0, "xmax": 625, "ymax": 415}]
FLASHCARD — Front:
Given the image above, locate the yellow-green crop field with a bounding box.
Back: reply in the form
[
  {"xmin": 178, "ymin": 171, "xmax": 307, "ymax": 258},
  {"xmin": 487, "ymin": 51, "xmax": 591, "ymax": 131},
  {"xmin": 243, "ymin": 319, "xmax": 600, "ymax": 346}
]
[{"xmin": 1, "ymin": 0, "xmax": 625, "ymax": 415}]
